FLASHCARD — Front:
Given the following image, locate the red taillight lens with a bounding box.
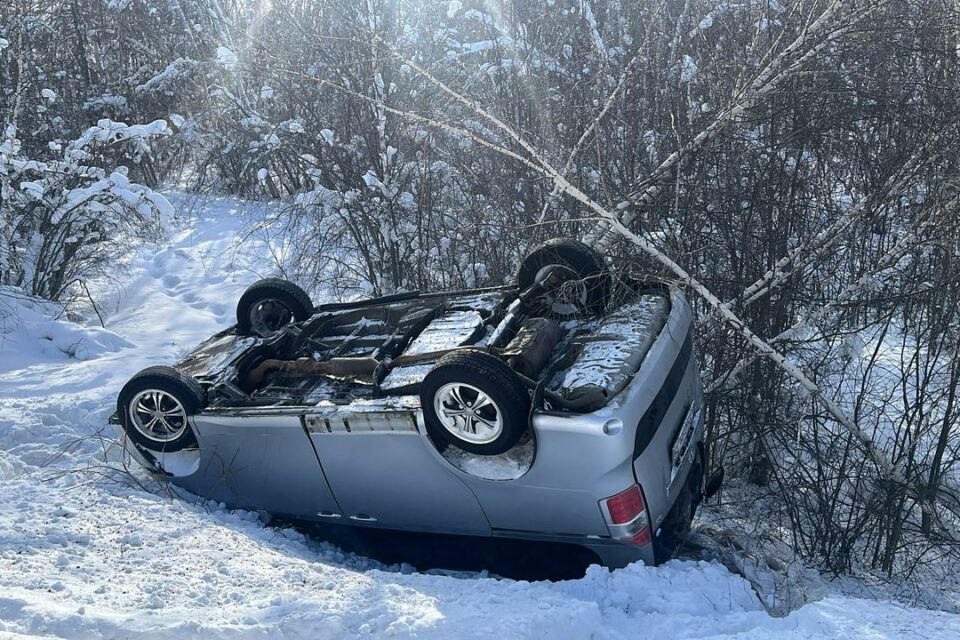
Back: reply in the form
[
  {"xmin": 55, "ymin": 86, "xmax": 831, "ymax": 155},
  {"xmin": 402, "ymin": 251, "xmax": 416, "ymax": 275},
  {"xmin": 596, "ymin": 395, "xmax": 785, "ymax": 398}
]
[
  {"xmin": 605, "ymin": 485, "xmax": 645, "ymax": 524},
  {"xmin": 601, "ymin": 484, "xmax": 652, "ymax": 546},
  {"xmin": 627, "ymin": 527, "xmax": 652, "ymax": 546}
]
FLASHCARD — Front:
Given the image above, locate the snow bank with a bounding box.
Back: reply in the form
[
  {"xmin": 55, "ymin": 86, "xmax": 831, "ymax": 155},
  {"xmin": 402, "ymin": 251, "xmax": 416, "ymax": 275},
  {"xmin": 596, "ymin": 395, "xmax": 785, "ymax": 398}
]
[
  {"xmin": 0, "ymin": 478, "xmax": 955, "ymax": 640},
  {"xmin": 0, "ymin": 286, "xmax": 131, "ymax": 369}
]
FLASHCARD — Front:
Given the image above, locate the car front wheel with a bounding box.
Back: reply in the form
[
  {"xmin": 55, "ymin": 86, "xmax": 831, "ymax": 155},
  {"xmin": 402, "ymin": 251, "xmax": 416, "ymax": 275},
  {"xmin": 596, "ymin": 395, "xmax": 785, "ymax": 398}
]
[
  {"xmin": 117, "ymin": 366, "xmax": 206, "ymax": 452},
  {"xmin": 236, "ymin": 278, "xmax": 313, "ymax": 336}
]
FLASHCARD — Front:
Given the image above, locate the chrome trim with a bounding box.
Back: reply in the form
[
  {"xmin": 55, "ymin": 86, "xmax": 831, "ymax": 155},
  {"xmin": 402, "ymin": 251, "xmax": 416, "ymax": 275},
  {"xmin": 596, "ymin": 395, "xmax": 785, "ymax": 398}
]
[
  {"xmin": 304, "ymin": 412, "xmax": 418, "ymax": 434},
  {"xmin": 433, "ymin": 382, "xmax": 503, "ymax": 444},
  {"xmin": 605, "ymin": 511, "xmax": 650, "ymax": 539},
  {"xmin": 349, "ymin": 514, "xmax": 378, "ymax": 522}
]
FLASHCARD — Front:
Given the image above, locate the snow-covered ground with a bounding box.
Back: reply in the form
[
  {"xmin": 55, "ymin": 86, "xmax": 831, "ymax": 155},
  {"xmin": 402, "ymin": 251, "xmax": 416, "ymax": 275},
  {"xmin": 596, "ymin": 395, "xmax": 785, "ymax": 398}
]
[{"xmin": 1, "ymin": 195, "xmax": 959, "ymax": 639}]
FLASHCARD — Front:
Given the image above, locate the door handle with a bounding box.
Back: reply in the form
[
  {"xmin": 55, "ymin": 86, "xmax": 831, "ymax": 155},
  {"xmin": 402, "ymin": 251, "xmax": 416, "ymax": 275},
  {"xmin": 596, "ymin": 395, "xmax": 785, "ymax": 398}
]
[
  {"xmin": 349, "ymin": 514, "xmax": 378, "ymax": 522},
  {"xmin": 316, "ymin": 511, "xmax": 342, "ymax": 519}
]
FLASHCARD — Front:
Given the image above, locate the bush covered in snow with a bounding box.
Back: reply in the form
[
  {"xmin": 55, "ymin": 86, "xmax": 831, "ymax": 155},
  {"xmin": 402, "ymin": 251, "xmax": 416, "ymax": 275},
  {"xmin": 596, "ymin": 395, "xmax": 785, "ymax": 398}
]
[{"xmin": 0, "ymin": 121, "xmax": 172, "ymax": 300}]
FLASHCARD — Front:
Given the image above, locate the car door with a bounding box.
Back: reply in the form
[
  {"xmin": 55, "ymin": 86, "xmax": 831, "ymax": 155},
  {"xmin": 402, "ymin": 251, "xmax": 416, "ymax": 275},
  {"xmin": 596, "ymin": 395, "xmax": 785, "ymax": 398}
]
[
  {"xmin": 303, "ymin": 410, "xmax": 492, "ymax": 535},
  {"xmin": 184, "ymin": 412, "xmax": 343, "ymax": 519}
]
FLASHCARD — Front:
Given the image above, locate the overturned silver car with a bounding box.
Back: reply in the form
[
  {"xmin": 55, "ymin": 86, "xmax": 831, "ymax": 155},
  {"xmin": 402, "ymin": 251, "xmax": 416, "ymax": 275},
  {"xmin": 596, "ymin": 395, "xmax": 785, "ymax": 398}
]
[{"xmin": 115, "ymin": 239, "xmax": 714, "ymax": 566}]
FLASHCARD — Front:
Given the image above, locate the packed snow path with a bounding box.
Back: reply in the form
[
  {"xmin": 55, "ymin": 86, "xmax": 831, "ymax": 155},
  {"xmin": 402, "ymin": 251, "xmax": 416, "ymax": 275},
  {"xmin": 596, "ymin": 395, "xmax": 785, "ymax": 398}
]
[{"xmin": 1, "ymin": 197, "xmax": 958, "ymax": 639}]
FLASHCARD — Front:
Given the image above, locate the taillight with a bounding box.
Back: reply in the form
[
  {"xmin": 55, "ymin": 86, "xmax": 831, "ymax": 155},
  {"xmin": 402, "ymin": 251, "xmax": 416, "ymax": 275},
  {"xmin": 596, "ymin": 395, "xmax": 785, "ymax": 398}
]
[
  {"xmin": 606, "ymin": 485, "xmax": 644, "ymax": 524},
  {"xmin": 600, "ymin": 484, "xmax": 652, "ymax": 546}
]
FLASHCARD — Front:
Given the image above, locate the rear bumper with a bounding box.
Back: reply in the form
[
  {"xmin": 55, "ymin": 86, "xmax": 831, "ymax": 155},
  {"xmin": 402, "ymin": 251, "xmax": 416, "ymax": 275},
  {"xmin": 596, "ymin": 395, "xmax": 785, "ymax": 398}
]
[
  {"xmin": 488, "ymin": 528, "xmax": 655, "ymax": 568},
  {"xmin": 585, "ymin": 539, "xmax": 656, "ymax": 568}
]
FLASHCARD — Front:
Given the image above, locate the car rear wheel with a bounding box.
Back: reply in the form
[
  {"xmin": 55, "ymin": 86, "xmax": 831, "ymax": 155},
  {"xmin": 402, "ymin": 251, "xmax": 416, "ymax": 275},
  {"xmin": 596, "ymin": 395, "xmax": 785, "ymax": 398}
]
[
  {"xmin": 517, "ymin": 238, "xmax": 611, "ymax": 318},
  {"xmin": 420, "ymin": 350, "xmax": 530, "ymax": 456},
  {"xmin": 117, "ymin": 366, "xmax": 206, "ymax": 452},
  {"xmin": 236, "ymin": 278, "xmax": 313, "ymax": 336}
]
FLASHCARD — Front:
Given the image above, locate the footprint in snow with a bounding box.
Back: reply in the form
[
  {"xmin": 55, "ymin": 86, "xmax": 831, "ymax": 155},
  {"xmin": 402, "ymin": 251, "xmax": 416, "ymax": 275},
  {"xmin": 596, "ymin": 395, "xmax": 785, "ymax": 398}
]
[{"xmin": 150, "ymin": 252, "xmax": 171, "ymax": 273}]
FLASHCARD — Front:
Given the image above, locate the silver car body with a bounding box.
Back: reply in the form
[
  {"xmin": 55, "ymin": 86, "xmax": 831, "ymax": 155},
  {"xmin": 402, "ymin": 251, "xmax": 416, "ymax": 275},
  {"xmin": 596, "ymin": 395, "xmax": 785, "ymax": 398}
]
[{"xmin": 121, "ymin": 285, "xmax": 705, "ymax": 567}]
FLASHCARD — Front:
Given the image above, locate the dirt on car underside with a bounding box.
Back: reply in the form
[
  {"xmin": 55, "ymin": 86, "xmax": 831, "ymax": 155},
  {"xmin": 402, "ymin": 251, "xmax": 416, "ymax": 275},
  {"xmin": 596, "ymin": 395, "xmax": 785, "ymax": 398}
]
[{"xmin": 179, "ymin": 281, "xmax": 671, "ymax": 413}]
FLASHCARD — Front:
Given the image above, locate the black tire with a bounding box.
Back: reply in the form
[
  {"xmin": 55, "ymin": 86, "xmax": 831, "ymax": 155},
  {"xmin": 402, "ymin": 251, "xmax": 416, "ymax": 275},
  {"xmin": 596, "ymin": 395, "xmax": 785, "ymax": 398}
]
[
  {"xmin": 517, "ymin": 238, "xmax": 611, "ymax": 317},
  {"xmin": 117, "ymin": 366, "xmax": 206, "ymax": 453},
  {"xmin": 236, "ymin": 278, "xmax": 313, "ymax": 336},
  {"xmin": 653, "ymin": 450, "xmax": 703, "ymax": 563},
  {"xmin": 420, "ymin": 349, "xmax": 530, "ymax": 456}
]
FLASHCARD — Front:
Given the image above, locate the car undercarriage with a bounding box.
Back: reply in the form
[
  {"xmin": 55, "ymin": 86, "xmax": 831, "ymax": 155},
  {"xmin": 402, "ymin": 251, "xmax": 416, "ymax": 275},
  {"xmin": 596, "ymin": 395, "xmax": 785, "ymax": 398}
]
[{"xmin": 178, "ymin": 283, "xmax": 671, "ymax": 417}]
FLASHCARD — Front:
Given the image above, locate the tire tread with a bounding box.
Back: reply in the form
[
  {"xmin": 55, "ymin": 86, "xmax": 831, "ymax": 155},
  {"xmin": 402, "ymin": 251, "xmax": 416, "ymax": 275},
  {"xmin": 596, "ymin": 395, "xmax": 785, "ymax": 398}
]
[
  {"xmin": 517, "ymin": 238, "xmax": 610, "ymax": 313},
  {"xmin": 236, "ymin": 278, "xmax": 313, "ymax": 333}
]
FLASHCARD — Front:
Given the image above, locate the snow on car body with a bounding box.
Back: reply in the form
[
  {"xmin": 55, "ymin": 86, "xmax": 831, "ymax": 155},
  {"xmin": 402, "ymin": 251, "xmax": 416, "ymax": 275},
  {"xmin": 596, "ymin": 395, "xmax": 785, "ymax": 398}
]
[{"xmin": 115, "ymin": 240, "xmax": 708, "ymax": 566}]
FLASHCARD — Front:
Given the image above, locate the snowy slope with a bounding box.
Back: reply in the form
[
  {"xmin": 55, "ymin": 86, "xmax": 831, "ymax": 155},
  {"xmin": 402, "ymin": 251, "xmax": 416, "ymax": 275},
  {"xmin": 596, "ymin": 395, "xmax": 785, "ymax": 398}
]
[{"xmin": 1, "ymin": 195, "xmax": 958, "ymax": 639}]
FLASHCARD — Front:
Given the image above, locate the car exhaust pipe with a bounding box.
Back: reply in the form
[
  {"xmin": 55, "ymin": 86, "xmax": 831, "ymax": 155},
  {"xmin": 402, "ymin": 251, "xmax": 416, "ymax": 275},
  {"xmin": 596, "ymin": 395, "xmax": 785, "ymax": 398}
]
[
  {"xmin": 512, "ymin": 371, "xmax": 608, "ymax": 412},
  {"xmin": 243, "ymin": 356, "xmax": 379, "ymax": 390}
]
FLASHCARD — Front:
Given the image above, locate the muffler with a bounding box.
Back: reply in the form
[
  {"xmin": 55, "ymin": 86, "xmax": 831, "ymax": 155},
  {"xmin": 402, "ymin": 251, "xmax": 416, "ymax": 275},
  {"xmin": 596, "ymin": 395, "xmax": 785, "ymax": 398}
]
[{"xmin": 502, "ymin": 317, "xmax": 562, "ymax": 378}]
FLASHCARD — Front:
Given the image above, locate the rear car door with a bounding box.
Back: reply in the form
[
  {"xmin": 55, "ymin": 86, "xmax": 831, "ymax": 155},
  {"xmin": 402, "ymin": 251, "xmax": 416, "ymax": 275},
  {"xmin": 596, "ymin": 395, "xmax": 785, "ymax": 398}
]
[{"xmin": 304, "ymin": 409, "xmax": 492, "ymax": 535}]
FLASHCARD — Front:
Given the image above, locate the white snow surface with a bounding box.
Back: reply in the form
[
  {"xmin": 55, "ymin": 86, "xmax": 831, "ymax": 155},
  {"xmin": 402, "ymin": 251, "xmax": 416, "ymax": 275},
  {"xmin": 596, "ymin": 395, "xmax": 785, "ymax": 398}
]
[
  {"xmin": 441, "ymin": 438, "xmax": 534, "ymax": 480},
  {"xmin": 404, "ymin": 310, "xmax": 483, "ymax": 355},
  {"xmin": 1, "ymin": 194, "xmax": 958, "ymax": 638},
  {"xmin": 559, "ymin": 296, "xmax": 667, "ymax": 394}
]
